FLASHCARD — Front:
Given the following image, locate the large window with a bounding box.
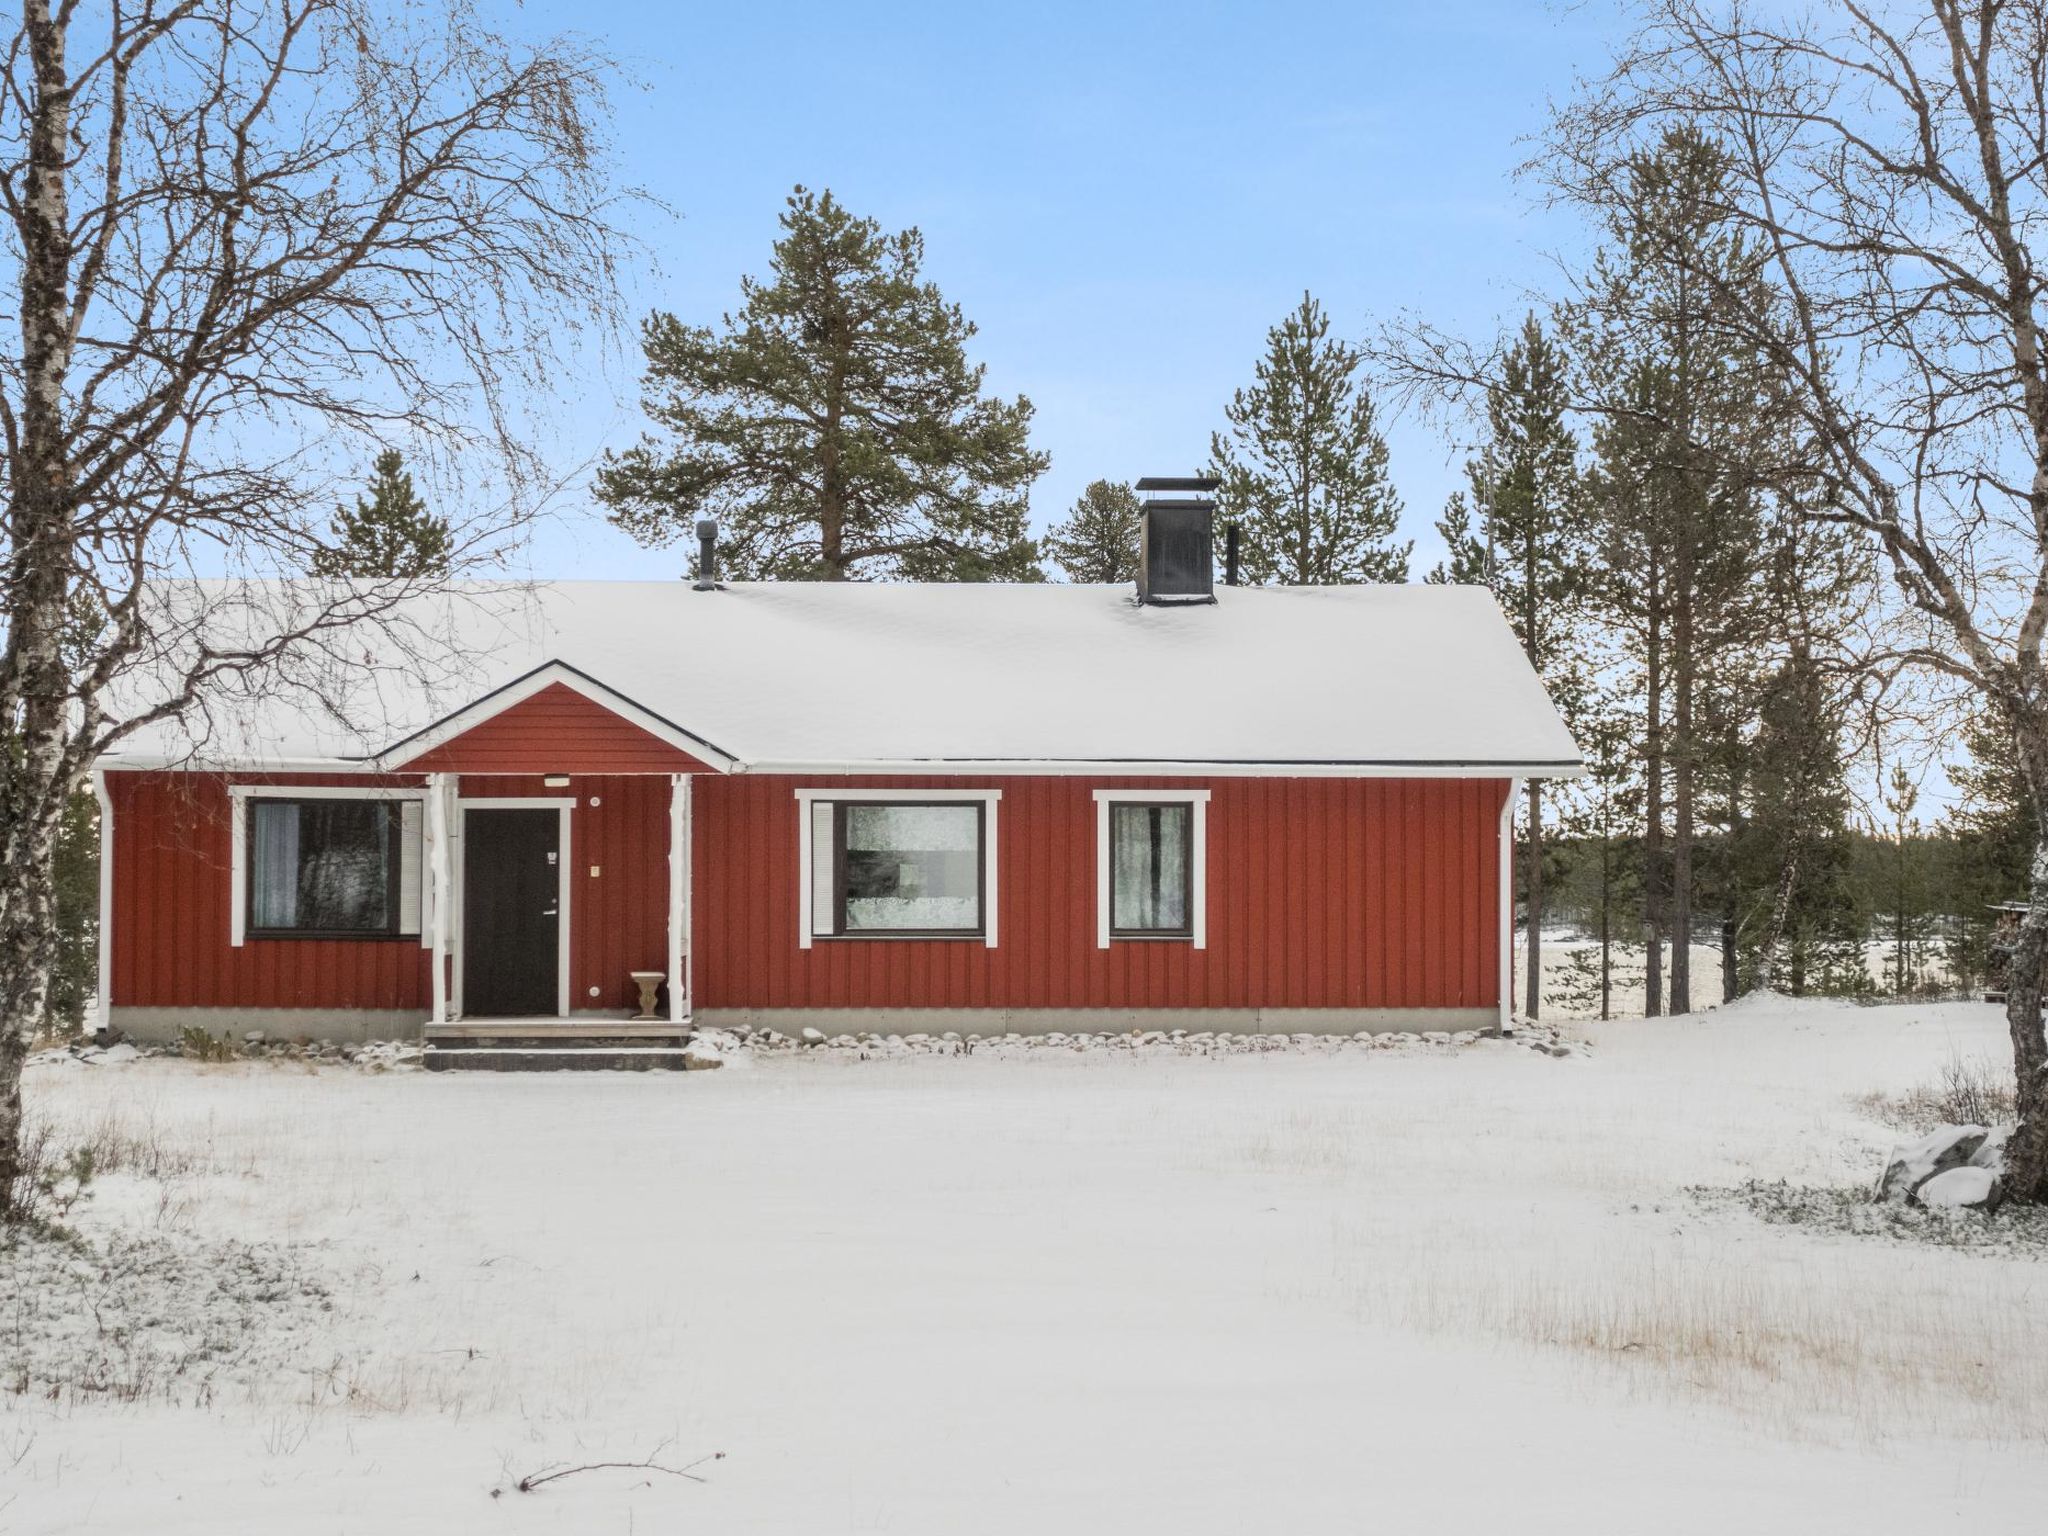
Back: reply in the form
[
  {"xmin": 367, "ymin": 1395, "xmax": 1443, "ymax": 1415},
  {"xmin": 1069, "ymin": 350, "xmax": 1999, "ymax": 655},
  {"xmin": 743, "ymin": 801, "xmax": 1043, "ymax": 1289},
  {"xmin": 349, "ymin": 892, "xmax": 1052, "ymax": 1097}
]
[
  {"xmin": 245, "ymin": 797, "xmax": 422, "ymax": 938},
  {"xmin": 1109, "ymin": 802, "xmax": 1193, "ymax": 936},
  {"xmin": 810, "ymin": 800, "xmax": 985, "ymax": 937},
  {"xmin": 1094, "ymin": 789, "xmax": 1208, "ymax": 947}
]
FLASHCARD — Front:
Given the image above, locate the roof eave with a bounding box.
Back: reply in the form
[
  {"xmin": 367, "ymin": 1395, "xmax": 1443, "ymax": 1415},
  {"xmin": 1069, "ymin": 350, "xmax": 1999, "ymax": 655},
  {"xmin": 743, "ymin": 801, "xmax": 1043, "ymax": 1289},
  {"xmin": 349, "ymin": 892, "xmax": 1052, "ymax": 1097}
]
[{"xmin": 739, "ymin": 758, "xmax": 1586, "ymax": 779}]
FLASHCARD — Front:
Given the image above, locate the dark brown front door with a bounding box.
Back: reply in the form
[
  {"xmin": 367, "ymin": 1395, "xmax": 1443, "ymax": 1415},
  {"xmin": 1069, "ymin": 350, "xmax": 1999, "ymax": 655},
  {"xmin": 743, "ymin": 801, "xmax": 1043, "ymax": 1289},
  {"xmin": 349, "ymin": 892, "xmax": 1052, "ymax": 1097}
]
[{"xmin": 462, "ymin": 808, "xmax": 560, "ymax": 1017}]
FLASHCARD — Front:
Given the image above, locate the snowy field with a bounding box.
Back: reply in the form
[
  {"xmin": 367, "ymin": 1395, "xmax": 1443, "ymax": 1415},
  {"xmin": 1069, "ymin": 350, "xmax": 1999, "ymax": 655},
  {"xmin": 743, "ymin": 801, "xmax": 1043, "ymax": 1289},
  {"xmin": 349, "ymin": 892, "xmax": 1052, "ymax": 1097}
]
[
  {"xmin": 1537, "ymin": 936, "xmax": 1959, "ymax": 1018},
  {"xmin": 6, "ymin": 999, "xmax": 2048, "ymax": 1532}
]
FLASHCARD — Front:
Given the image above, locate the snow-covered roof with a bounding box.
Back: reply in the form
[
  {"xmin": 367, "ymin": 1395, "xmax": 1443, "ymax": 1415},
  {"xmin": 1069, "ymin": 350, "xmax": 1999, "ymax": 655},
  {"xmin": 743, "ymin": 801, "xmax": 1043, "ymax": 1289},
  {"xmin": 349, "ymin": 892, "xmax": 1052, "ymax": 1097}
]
[{"xmin": 98, "ymin": 579, "xmax": 1583, "ymax": 776}]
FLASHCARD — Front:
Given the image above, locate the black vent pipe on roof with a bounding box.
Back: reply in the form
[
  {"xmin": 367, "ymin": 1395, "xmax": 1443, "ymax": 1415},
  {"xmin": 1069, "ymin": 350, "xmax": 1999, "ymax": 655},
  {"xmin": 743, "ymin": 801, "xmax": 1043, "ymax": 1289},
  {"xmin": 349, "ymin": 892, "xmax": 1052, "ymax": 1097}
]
[
  {"xmin": 1224, "ymin": 524, "xmax": 1241, "ymax": 587},
  {"xmin": 693, "ymin": 518, "xmax": 720, "ymax": 590}
]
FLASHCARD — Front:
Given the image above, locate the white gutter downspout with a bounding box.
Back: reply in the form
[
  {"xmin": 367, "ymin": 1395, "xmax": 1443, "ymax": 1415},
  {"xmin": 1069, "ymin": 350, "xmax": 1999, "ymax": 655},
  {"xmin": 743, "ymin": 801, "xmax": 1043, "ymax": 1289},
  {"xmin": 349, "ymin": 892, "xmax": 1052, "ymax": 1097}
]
[
  {"xmin": 93, "ymin": 768, "xmax": 113, "ymax": 1039},
  {"xmin": 1500, "ymin": 777, "xmax": 1521, "ymax": 1036}
]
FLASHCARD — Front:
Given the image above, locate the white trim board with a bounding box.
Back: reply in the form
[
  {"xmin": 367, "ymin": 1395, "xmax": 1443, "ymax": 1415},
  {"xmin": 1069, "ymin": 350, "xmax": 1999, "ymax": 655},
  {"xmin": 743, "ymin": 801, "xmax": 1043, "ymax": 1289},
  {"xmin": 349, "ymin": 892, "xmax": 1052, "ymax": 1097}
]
[
  {"xmin": 793, "ymin": 787, "xmax": 1001, "ymax": 950},
  {"xmin": 377, "ymin": 660, "xmax": 738, "ymax": 774},
  {"xmin": 1093, "ymin": 789, "xmax": 1209, "ymax": 950},
  {"xmin": 749, "ymin": 759, "xmax": 1582, "ymax": 779},
  {"xmin": 1500, "ymin": 778, "xmax": 1521, "ymax": 1034},
  {"xmin": 227, "ymin": 784, "xmax": 428, "ymax": 949},
  {"xmin": 667, "ymin": 773, "xmax": 691, "ymax": 1025},
  {"xmin": 451, "ymin": 797, "xmax": 577, "ymax": 1020},
  {"xmin": 93, "ymin": 769, "xmax": 113, "ymax": 1034}
]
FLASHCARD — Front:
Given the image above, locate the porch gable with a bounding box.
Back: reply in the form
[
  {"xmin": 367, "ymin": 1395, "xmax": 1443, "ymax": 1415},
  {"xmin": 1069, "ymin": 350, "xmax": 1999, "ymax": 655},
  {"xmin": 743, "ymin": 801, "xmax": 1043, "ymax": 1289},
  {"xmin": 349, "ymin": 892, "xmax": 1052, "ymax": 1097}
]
[{"xmin": 385, "ymin": 664, "xmax": 729, "ymax": 775}]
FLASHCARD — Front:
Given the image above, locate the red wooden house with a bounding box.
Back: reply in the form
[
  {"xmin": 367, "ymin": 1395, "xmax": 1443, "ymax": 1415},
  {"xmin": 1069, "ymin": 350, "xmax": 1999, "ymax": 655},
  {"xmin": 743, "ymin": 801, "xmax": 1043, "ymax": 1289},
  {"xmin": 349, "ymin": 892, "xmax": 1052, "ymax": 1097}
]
[{"xmin": 93, "ymin": 497, "xmax": 1580, "ymax": 1050}]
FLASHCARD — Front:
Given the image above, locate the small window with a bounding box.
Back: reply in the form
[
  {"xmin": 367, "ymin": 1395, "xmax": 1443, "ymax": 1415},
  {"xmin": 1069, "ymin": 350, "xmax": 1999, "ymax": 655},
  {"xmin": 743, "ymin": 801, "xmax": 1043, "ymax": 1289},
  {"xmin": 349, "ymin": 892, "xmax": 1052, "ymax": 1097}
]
[
  {"xmin": 1110, "ymin": 801, "xmax": 1194, "ymax": 937},
  {"xmin": 810, "ymin": 800, "xmax": 985, "ymax": 937},
  {"xmin": 247, "ymin": 798, "xmax": 420, "ymax": 938}
]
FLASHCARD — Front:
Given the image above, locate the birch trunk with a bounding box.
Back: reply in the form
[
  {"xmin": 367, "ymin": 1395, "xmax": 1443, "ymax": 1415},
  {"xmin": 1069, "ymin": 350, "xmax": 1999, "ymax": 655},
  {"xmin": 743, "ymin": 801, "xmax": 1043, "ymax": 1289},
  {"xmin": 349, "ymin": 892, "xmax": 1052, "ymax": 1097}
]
[{"xmin": 0, "ymin": 0, "xmax": 80, "ymax": 1214}]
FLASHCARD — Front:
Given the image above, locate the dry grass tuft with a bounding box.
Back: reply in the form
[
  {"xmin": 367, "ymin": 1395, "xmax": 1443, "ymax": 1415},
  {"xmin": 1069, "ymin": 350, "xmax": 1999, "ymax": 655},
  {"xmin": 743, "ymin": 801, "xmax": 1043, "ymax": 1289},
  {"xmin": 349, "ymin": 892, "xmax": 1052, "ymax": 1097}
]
[{"xmin": 1857, "ymin": 1052, "xmax": 2016, "ymax": 1133}]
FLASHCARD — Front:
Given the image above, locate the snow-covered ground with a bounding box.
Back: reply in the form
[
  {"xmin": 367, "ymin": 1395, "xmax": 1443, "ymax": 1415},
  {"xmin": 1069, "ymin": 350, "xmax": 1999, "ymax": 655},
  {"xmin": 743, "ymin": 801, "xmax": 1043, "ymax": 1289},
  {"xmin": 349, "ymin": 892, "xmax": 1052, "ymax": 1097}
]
[
  {"xmin": 6, "ymin": 999, "xmax": 2047, "ymax": 1533},
  {"xmin": 1535, "ymin": 935, "xmax": 1959, "ymax": 1018}
]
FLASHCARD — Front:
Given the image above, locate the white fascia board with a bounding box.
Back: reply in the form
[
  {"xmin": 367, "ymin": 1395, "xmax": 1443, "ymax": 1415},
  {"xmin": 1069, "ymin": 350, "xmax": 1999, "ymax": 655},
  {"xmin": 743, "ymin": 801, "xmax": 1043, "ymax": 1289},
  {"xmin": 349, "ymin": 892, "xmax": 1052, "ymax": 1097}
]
[
  {"xmin": 96, "ymin": 753, "xmax": 387, "ymax": 773},
  {"xmin": 374, "ymin": 660, "xmax": 739, "ymax": 774},
  {"xmin": 750, "ymin": 759, "xmax": 1583, "ymax": 779}
]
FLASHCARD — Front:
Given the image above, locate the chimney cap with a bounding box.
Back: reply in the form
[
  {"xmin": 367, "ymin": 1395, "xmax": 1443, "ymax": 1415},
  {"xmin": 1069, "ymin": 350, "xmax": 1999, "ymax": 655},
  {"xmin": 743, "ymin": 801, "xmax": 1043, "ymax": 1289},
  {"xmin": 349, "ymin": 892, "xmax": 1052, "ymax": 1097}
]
[
  {"xmin": 1135, "ymin": 475, "xmax": 1220, "ymax": 493},
  {"xmin": 694, "ymin": 517, "xmax": 718, "ymax": 540}
]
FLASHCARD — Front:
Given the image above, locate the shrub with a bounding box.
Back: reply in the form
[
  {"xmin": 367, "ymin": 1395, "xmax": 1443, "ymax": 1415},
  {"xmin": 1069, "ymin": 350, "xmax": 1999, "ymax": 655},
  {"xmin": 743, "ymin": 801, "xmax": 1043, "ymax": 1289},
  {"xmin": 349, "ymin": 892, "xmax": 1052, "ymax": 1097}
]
[
  {"xmin": 1858, "ymin": 1052, "xmax": 2017, "ymax": 1133},
  {"xmin": 178, "ymin": 1025, "xmax": 237, "ymax": 1063},
  {"xmin": 1, "ymin": 1120, "xmax": 97, "ymax": 1235}
]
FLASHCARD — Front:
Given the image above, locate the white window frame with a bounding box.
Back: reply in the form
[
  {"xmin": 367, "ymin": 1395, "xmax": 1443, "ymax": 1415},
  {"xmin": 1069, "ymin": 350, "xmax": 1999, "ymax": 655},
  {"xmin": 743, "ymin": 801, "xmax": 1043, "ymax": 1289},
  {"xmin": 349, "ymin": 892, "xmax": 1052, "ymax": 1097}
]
[
  {"xmin": 1094, "ymin": 788, "xmax": 1209, "ymax": 949},
  {"xmin": 793, "ymin": 788, "xmax": 1001, "ymax": 949},
  {"xmin": 229, "ymin": 784, "xmax": 430, "ymax": 948}
]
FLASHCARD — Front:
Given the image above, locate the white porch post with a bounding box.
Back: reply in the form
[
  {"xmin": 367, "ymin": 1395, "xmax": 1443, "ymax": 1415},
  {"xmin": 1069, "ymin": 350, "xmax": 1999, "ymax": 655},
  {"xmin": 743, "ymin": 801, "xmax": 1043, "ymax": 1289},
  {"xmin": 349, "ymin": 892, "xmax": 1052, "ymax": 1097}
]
[
  {"xmin": 429, "ymin": 772, "xmax": 453, "ymax": 1025},
  {"xmin": 668, "ymin": 773, "xmax": 689, "ymax": 1025}
]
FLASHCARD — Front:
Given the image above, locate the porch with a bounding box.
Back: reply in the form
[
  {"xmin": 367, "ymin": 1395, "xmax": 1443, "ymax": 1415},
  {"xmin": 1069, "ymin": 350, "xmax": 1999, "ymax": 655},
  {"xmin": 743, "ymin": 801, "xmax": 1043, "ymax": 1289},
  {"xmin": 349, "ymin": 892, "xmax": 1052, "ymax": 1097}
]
[{"xmin": 415, "ymin": 767, "xmax": 698, "ymax": 1033}]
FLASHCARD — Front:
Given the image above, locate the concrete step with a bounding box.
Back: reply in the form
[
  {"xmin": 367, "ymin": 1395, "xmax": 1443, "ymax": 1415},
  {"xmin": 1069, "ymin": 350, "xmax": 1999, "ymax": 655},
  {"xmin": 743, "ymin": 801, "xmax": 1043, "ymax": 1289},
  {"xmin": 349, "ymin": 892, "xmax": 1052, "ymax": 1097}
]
[{"xmin": 424, "ymin": 1045, "xmax": 695, "ymax": 1072}]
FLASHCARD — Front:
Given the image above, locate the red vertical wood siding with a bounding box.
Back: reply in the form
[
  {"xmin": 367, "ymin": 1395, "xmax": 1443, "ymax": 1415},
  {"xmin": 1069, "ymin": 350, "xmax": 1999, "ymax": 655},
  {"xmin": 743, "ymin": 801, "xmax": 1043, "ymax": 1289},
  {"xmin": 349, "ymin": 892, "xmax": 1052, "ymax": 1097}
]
[
  {"xmin": 110, "ymin": 765, "xmax": 1508, "ymax": 1016},
  {"xmin": 690, "ymin": 775, "xmax": 1508, "ymax": 1012},
  {"xmin": 400, "ymin": 682, "xmax": 714, "ymax": 774},
  {"xmin": 109, "ymin": 769, "xmax": 677, "ymax": 1013},
  {"xmin": 107, "ymin": 771, "xmax": 434, "ymax": 1011}
]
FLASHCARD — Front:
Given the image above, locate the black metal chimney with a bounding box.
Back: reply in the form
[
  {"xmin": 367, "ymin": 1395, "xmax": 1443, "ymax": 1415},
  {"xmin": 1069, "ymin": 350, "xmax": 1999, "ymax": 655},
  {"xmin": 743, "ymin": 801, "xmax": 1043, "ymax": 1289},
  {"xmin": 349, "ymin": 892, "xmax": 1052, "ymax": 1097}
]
[
  {"xmin": 1224, "ymin": 524, "xmax": 1241, "ymax": 587},
  {"xmin": 1132, "ymin": 476, "xmax": 1220, "ymax": 605},
  {"xmin": 693, "ymin": 518, "xmax": 719, "ymax": 590}
]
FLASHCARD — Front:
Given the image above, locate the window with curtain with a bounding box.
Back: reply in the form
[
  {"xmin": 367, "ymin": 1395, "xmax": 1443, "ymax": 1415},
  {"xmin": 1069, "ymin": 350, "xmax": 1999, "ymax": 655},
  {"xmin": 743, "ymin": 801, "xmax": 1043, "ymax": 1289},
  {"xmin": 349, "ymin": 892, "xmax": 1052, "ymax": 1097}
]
[
  {"xmin": 248, "ymin": 798, "xmax": 421, "ymax": 936},
  {"xmin": 810, "ymin": 801, "xmax": 984, "ymax": 936},
  {"xmin": 1110, "ymin": 801, "xmax": 1192, "ymax": 936}
]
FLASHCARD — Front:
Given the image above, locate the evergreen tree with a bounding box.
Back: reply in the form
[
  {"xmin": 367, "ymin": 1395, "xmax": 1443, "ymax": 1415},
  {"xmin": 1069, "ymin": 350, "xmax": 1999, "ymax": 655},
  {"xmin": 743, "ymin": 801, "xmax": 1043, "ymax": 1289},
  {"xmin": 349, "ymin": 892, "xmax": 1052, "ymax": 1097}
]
[
  {"xmin": 1209, "ymin": 292, "xmax": 1410, "ymax": 585},
  {"xmin": 1043, "ymin": 480, "xmax": 1143, "ymax": 582},
  {"xmin": 1735, "ymin": 646, "xmax": 1863, "ymax": 996},
  {"xmin": 311, "ymin": 451, "xmax": 452, "ymax": 580},
  {"xmin": 1945, "ymin": 705, "xmax": 2035, "ymax": 986},
  {"xmin": 46, "ymin": 790, "xmax": 96, "ymax": 1035},
  {"xmin": 1555, "ymin": 689, "xmax": 1642, "ymax": 1019},
  {"xmin": 1425, "ymin": 488, "xmax": 1489, "ymax": 585},
  {"xmin": 1575, "ymin": 127, "xmax": 1787, "ymax": 1015},
  {"xmin": 1471, "ymin": 314, "xmax": 1586, "ymax": 1018},
  {"xmin": 598, "ymin": 186, "xmax": 1048, "ymax": 582}
]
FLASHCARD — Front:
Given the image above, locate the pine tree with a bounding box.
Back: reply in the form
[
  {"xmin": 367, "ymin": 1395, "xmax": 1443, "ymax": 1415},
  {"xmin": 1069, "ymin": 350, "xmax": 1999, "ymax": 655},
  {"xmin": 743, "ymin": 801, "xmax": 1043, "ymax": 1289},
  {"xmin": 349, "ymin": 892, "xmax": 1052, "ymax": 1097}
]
[
  {"xmin": 1425, "ymin": 488, "xmax": 1490, "ymax": 585},
  {"xmin": 598, "ymin": 187, "xmax": 1048, "ymax": 582},
  {"xmin": 1551, "ymin": 686, "xmax": 1643, "ymax": 1020},
  {"xmin": 1945, "ymin": 705, "xmax": 2035, "ymax": 987},
  {"xmin": 1209, "ymin": 293, "xmax": 1410, "ymax": 585},
  {"xmin": 1042, "ymin": 480, "xmax": 1143, "ymax": 582},
  {"xmin": 1470, "ymin": 314, "xmax": 1585, "ymax": 1019},
  {"xmin": 44, "ymin": 790, "xmax": 96, "ymax": 1035},
  {"xmin": 1737, "ymin": 645, "xmax": 1862, "ymax": 996},
  {"xmin": 311, "ymin": 451, "xmax": 452, "ymax": 579},
  {"xmin": 1575, "ymin": 127, "xmax": 1787, "ymax": 1016}
]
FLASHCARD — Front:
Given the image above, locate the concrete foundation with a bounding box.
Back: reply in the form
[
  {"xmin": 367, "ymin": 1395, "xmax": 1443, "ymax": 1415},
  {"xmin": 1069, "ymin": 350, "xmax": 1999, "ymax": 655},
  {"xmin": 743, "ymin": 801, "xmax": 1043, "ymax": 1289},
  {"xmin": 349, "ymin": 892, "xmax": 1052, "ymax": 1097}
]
[
  {"xmin": 693, "ymin": 1006, "xmax": 1498, "ymax": 1036},
  {"xmin": 111, "ymin": 1004, "xmax": 1500, "ymax": 1045}
]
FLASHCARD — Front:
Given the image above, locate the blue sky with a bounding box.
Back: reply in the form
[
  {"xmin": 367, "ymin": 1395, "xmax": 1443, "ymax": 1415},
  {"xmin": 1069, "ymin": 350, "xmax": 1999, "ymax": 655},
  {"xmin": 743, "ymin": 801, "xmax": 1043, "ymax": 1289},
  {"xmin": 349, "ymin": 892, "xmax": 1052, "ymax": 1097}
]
[{"xmin": 505, "ymin": 0, "xmax": 1612, "ymax": 580}]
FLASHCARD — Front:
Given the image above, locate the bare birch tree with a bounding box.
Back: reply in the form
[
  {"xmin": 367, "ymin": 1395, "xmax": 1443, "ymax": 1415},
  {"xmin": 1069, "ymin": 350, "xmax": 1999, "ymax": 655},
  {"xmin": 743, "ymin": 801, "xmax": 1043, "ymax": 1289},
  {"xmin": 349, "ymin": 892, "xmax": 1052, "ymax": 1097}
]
[
  {"xmin": 0, "ymin": 0, "xmax": 632, "ymax": 1217},
  {"xmin": 1546, "ymin": 0, "xmax": 2048, "ymax": 1201}
]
